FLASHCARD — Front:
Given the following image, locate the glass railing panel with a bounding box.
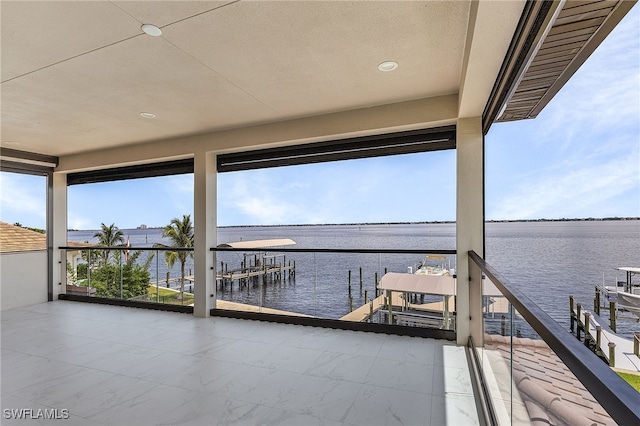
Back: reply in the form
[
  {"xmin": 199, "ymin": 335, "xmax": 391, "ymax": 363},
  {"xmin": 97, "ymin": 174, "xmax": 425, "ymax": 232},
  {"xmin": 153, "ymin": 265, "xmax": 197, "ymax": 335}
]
[
  {"xmin": 63, "ymin": 247, "xmax": 194, "ymax": 307},
  {"xmin": 477, "ymin": 275, "xmax": 619, "ymax": 425},
  {"xmin": 213, "ymin": 248, "xmax": 457, "ymax": 331}
]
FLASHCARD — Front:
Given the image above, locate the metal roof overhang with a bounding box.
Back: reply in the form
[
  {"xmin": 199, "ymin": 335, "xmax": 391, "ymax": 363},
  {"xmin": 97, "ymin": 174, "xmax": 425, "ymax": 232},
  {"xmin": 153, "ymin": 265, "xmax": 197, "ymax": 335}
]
[
  {"xmin": 0, "ymin": 148, "xmax": 58, "ymax": 175},
  {"xmin": 485, "ymin": 0, "xmax": 637, "ymax": 132}
]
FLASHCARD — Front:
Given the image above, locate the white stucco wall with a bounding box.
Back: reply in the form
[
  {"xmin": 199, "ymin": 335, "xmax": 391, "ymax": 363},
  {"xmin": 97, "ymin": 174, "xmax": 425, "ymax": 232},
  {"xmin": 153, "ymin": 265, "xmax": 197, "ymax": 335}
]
[{"xmin": 1, "ymin": 251, "xmax": 48, "ymax": 311}]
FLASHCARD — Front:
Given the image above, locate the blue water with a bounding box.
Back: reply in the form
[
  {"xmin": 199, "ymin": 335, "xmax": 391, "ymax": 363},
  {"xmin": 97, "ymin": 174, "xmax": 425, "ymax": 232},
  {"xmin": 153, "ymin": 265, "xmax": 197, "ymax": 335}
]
[{"xmin": 68, "ymin": 220, "xmax": 640, "ymax": 338}]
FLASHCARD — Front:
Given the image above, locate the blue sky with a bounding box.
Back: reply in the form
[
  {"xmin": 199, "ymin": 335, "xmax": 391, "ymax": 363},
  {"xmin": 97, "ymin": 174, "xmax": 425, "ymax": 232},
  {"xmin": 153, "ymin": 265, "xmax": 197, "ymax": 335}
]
[{"xmin": 1, "ymin": 5, "xmax": 638, "ymax": 230}]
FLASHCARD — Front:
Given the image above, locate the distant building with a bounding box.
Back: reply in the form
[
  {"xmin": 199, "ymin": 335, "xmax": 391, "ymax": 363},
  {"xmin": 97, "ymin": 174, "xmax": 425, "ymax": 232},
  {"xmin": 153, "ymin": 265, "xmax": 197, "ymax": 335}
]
[{"xmin": 137, "ymin": 224, "xmax": 148, "ymax": 229}]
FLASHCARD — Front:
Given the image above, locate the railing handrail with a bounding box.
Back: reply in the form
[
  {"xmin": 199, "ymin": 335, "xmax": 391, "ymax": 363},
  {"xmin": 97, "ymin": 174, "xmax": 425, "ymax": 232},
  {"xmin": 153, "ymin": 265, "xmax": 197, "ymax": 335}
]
[
  {"xmin": 212, "ymin": 247, "xmax": 456, "ymax": 255},
  {"xmin": 61, "ymin": 246, "xmax": 456, "ymax": 255},
  {"xmin": 468, "ymin": 250, "xmax": 640, "ymax": 424},
  {"xmin": 59, "ymin": 246, "xmax": 193, "ymax": 252}
]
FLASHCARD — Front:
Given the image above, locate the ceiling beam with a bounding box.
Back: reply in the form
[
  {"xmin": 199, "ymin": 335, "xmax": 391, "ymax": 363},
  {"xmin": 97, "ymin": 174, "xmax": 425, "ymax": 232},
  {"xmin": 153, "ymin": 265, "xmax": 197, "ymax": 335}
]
[
  {"xmin": 458, "ymin": 0, "xmax": 528, "ymax": 119},
  {"xmin": 57, "ymin": 95, "xmax": 458, "ymax": 173}
]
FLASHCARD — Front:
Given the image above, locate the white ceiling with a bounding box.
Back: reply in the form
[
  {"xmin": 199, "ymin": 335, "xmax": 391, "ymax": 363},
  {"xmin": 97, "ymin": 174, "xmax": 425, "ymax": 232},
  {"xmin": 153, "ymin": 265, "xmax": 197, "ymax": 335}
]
[{"xmin": 1, "ymin": 0, "xmax": 473, "ymax": 157}]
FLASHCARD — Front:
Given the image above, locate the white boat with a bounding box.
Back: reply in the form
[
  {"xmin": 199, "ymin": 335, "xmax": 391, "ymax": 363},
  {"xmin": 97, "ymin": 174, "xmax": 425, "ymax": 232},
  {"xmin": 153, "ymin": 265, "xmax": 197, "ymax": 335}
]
[
  {"xmin": 411, "ymin": 255, "xmax": 455, "ymax": 277},
  {"xmin": 605, "ymin": 267, "xmax": 640, "ymax": 318}
]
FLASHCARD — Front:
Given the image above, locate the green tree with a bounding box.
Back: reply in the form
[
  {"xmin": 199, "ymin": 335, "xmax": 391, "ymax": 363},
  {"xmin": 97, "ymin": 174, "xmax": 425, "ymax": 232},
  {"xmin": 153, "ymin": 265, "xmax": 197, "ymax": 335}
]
[
  {"xmin": 94, "ymin": 223, "xmax": 125, "ymax": 265},
  {"xmin": 91, "ymin": 250, "xmax": 154, "ymax": 299},
  {"xmin": 154, "ymin": 215, "xmax": 194, "ymax": 300}
]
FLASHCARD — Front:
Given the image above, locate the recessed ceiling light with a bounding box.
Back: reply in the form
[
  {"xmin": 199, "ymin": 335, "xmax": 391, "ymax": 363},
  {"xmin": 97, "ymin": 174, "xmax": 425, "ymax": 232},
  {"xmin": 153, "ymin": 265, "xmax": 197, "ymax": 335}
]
[
  {"xmin": 378, "ymin": 61, "xmax": 398, "ymax": 72},
  {"xmin": 141, "ymin": 24, "xmax": 162, "ymax": 37},
  {"xmin": 140, "ymin": 112, "xmax": 156, "ymax": 119}
]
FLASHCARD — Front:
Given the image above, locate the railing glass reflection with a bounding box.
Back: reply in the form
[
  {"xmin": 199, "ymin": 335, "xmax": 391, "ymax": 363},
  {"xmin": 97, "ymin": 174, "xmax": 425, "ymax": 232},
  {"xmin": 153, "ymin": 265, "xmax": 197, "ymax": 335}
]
[
  {"xmin": 213, "ymin": 247, "xmax": 457, "ymax": 331},
  {"xmin": 62, "ymin": 246, "xmax": 194, "ymax": 306},
  {"xmin": 469, "ymin": 251, "xmax": 637, "ymax": 425}
]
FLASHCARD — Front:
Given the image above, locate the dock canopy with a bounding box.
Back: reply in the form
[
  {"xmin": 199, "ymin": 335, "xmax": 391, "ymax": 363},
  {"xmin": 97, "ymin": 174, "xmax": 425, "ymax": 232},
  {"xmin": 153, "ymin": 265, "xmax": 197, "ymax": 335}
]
[
  {"xmin": 217, "ymin": 238, "xmax": 296, "ymax": 249},
  {"xmin": 378, "ymin": 272, "xmax": 456, "ymax": 296},
  {"xmin": 616, "ymin": 267, "xmax": 640, "ymax": 274}
]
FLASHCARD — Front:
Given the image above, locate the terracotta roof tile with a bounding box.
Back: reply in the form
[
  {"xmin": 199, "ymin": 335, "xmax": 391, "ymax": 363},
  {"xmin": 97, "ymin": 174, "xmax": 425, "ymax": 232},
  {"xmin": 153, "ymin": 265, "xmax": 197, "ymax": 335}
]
[
  {"xmin": 0, "ymin": 222, "xmax": 46, "ymax": 252},
  {"xmin": 0, "ymin": 222, "xmax": 89, "ymax": 253},
  {"xmin": 486, "ymin": 335, "xmax": 616, "ymax": 425}
]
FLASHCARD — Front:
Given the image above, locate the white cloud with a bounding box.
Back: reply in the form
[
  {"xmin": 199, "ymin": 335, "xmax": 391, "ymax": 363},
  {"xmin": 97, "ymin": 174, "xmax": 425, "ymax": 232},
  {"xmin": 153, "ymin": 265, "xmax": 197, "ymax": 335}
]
[
  {"xmin": 165, "ymin": 175, "xmax": 193, "ymax": 194},
  {"xmin": 67, "ymin": 215, "xmax": 93, "ymax": 231},
  {"xmin": 234, "ymin": 196, "xmax": 297, "ymax": 225},
  {"xmin": 489, "ymin": 7, "xmax": 640, "ymax": 220},
  {"xmin": 162, "ymin": 175, "xmax": 194, "ymax": 219},
  {"xmin": 0, "ymin": 173, "xmax": 46, "ymax": 227},
  {"xmin": 489, "ymin": 155, "xmax": 639, "ymax": 220},
  {"xmin": 538, "ymin": 6, "xmax": 640, "ymax": 146}
]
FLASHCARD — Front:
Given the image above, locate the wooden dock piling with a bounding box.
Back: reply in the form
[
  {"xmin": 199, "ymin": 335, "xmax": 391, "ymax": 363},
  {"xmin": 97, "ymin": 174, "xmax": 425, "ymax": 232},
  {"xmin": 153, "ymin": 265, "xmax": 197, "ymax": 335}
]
[
  {"xmin": 576, "ymin": 303, "xmax": 582, "ymax": 339},
  {"xmin": 374, "ymin": 272, "xmax": 378, "ymax": 297},
  {"xmin": 570, "ymin": 295, "xmax": 575, "ymax": 332},
  {"xmin": 571, "ymin": 302, "xmax": 640, "ymax": 371},
  {"xmin": 608, "ymin": 342, "xmax": 616, "ymax": 367},
  {"xmin": 609, "ymin": 301, "xmax": 616, "ymax": 332},
  {"xmin": 584, "ymin": 311, "xmax": 591, "ymax": 345}
]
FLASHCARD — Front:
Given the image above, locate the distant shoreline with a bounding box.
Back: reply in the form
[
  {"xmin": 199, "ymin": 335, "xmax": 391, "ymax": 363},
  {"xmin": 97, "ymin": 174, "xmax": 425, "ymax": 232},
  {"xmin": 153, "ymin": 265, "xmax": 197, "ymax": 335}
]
[{"xmin": 67, "ymin": 217, "xmax": 639, "ymax": 232}]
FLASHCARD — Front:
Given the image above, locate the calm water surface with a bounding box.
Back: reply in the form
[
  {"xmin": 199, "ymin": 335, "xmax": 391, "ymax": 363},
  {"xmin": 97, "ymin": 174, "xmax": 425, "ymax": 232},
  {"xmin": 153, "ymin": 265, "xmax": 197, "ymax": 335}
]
[{"xmin": 69, "ymin": 220, "xmax": 640, "ymax": 337}]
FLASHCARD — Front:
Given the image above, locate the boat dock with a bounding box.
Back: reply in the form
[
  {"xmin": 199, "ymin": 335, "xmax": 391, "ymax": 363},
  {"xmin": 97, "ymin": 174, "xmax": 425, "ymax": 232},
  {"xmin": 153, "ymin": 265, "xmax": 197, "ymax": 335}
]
[
  {"xmin": 216, "ymin": 260, "xmax": 295, "ymax": 285},
  {"xmin": 341, "ymin": 289, "xmax": 456, "ymax": 329},
  {"xmin": 150, "ymin": 275, "xmax": 194, "ymax": 288},
  {"xmin": 215, "ymin": 239, "xmax": 297, "ymax": 288},
  {"xmin": 570, "ymin": 296, "xmax": 640, "ymax": 372}
]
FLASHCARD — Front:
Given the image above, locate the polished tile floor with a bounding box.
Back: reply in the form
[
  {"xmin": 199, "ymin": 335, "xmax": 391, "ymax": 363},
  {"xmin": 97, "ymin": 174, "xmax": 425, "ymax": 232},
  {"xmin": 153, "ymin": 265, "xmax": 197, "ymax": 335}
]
[{"xmin": 1, "ymin": 301, "xmax": 479, "ymax": 425}]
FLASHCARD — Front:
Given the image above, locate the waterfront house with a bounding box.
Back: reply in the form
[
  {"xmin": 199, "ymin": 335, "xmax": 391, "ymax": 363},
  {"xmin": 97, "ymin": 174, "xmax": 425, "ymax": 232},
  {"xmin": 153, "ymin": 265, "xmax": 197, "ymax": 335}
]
[{"xmin": 1, "ymin": 1, "xmax": 638, "ymax": 424}]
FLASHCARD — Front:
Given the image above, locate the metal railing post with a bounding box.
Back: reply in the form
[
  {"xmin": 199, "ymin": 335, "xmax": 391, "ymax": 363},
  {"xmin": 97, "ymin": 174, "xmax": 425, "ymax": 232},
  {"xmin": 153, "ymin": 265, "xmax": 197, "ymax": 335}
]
[
  {"xmin": 467, "ymin": 250, "xmax": 640, "ymax": 425},
  {"xmin": 468, "ymin": 254, "xmax": 483, "ymax": 345}
]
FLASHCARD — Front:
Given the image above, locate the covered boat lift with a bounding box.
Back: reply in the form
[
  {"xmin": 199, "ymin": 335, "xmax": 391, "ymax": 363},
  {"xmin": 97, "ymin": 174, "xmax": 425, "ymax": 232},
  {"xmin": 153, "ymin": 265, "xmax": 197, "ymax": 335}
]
[
  {"xmin": 378, "ymin": 272, "xmax": 457, "ymax": 329},
  {"xmin": 216, "ymin": 239, "xmax": 297, "ymax": 286},
  {"xmin": 216, "ymin": 238, "xmax": 296, "ymax": 249}
]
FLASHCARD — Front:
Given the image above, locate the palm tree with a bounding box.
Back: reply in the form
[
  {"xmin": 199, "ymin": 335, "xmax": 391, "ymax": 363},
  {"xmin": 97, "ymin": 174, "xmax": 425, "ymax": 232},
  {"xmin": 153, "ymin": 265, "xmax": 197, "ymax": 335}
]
[
  {"xmin": 155, "ymin": 215, "xmax": 194, "ymax": 300},
  {"xmin": 94, "ymin": 223, "xmax": 125, "ymax": 265}
]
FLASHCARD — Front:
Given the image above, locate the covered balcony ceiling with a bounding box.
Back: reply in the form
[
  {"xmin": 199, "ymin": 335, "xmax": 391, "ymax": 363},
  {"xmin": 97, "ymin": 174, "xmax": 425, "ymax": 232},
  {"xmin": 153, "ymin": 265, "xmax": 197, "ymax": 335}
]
[{"xmin": 0, "ymin": 1, "xmax": 634, "ymax": 160}]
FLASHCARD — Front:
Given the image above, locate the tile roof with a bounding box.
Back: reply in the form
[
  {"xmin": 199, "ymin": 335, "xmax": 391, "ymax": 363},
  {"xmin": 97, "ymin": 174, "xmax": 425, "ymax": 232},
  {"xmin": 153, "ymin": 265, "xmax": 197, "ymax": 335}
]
[
  {"xmin": 484, "ymin": 334, "xmax": 616, "ymax": 425},
  {"xmin": 0, "ymin": 221, "xmax": 46, "ymax": 253},
  {"xmin": 0, "ymin": 222, "xmax": 88, "ymax": 253}
]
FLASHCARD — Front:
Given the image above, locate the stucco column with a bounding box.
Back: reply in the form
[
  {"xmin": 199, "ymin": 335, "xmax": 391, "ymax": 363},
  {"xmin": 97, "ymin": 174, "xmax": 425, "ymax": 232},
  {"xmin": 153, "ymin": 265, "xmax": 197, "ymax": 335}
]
[
  {"xmin": 456, "ymin": 117, "xmax": 484, "ymax": 345},
  {"xmin": 51, "ymin": 171, "xmax": 68, "ymax": 300},
  {"xmin": 193, "ymin": 151, "xmax": 217, "ymax": 317}
]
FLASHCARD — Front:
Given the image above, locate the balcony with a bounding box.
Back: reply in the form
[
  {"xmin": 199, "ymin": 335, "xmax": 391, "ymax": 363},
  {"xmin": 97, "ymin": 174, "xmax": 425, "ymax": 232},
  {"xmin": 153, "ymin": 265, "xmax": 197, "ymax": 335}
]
[
  {"xmin": 5, "ymin": 245, "xmax": 633, "ymax": 424},
  {"xmin": 1, "ymin": 301, "xmax": 478, "ymax": 425}
]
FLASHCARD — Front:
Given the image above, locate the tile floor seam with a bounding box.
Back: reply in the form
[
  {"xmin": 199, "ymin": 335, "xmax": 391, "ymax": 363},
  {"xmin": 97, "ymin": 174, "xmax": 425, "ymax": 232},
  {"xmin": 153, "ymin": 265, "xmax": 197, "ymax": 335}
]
[
  {"xmin": 334, "ymin": 382, "xmax": 365, "ymax": 424},
  {"xmin": 2, "ymin": 303, "xmax": 480, "ymax": 426}
]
